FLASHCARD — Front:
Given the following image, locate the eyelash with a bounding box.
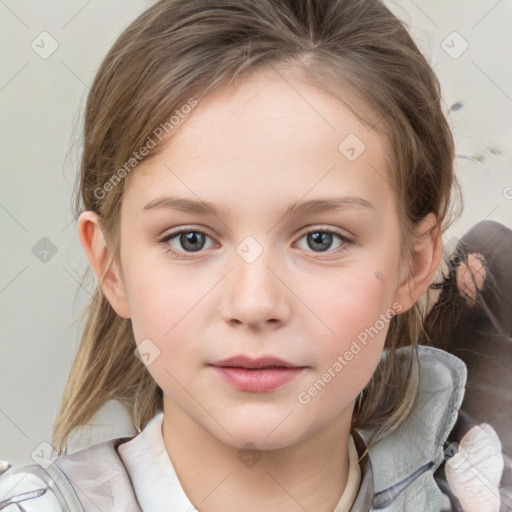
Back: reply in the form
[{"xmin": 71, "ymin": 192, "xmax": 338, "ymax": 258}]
[{"xmin": 158, "ymin": 226, "xmax": 352, "ymax": 259}]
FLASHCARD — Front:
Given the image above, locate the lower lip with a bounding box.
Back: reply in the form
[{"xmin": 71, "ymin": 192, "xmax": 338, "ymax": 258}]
[{"xmin": 211, "ymin": 366, "xmax": 304, "ymax": 392}]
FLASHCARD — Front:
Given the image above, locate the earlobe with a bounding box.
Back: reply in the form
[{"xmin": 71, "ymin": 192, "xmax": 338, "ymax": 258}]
[
  {"xmin": 393, "ymin": 213, "xmax": 443, "ymax": 314},
  {"xmin": 77, "ymin": 211, "xmax": 131, "ymax": 318}
]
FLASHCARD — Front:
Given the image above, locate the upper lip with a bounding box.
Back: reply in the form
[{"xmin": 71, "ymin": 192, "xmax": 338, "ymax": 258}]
[{"xmin": 210, "ymin": 356, "xmax": 303, "ymax": 369}]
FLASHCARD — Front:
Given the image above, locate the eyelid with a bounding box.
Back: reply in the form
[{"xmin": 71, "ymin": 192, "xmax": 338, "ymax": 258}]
[
  {"xmin": 297, "ymin": 225, "xmax": 352, "ymax": 240},
  {"xmin": 159, "ymin": 225, "xmax": 215, "ymax": 240},
  {"xmin": 158, "ymin": 226, "xmax": 218, "ymax": 250}
]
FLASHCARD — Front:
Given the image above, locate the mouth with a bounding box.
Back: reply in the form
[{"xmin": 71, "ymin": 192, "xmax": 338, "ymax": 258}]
[{"xmin": 209, "ymin": 355, "xmax": 307, "ymax": 392}]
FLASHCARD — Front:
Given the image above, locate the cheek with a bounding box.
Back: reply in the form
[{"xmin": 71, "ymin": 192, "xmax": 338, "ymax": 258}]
[
  {"xmin": 122, "ymin": 254, "xmax": 203, "ymax": 342},
  {"xmin": 296, "ymin": 267, "xmax": 396, "ymax": 400},
  {"xmin": 124, "ymin": 265, "xmax": 206, "ymax": 393},
  {"xmin": 122, "ymin": 259, "xmax": 216, "ymax": 396},
  {"xmin": 306, "ymin": 264, "xmax": 398, "ymax": 344}
]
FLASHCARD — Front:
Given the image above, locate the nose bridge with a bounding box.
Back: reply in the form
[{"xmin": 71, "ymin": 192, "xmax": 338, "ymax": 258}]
[{"xmin": 222, "ymin": 235, "xmax": 290, "ymax": 327}]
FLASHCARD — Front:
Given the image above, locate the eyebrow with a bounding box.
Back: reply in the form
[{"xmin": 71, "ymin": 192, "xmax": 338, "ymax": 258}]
[{"xmin": 142, "ymin": 195, "xmax": 375, "ymax": 218}]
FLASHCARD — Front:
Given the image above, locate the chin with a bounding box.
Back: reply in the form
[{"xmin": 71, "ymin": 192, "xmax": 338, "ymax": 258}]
[
  {"xmin": 224, "ymin": 430, "xmax": 306, "ymax": 452},
  {"xmin": 209, "ymin": 414, "xmax": 318, "ymax": 452}
]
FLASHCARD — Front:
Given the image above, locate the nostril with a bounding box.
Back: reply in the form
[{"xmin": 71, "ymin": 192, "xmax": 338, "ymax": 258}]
[{"xmin": 456, "ymin": 252, "xmax": 487, "ymax": 305}]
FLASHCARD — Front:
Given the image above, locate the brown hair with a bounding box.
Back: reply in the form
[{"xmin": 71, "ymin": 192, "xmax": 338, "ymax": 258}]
[{"xmin": 53, "ymin": 0, "xmax": 461, "ymax": 454}]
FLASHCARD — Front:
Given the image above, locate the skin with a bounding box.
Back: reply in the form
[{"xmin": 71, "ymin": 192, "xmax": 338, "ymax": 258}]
[{"xmin": 79, "ymin": 68, "xmax": 442, "ymax": 511}]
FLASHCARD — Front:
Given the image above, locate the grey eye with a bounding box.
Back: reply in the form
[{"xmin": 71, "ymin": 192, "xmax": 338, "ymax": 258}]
[
  {"xmin": 296, "ymin": 230, "xmax": 347, "ymax": 253},
  {"xmin": 177, "ymin": 231, "xmax": 207, "ymax": 252}
]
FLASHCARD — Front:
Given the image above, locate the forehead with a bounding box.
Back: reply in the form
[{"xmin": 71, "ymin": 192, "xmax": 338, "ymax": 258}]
[{"xmin": 125, "ymin": 68, "xmax": 394, "ymax": 217}]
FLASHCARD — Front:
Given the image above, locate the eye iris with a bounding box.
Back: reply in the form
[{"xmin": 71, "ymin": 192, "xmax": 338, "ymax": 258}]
[
  {"xmin": 180, "ymin": 231, "xmax": 205, "ymax": 252},
  {"xmin": 307, "ymin": 231, "xmax": 332, "ymax": 252}
]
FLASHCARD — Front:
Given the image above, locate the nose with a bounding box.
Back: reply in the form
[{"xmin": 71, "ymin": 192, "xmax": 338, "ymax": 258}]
[{"xmin": 221, "ymin": 244, "xmax": 291, "ymax": 330}]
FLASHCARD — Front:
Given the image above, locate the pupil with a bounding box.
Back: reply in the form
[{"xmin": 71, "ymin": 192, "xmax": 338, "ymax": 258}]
[
  {"xmin": 181, "ymin": 232, "xmax": 205, "ymax": 252},
  {"xmin": 308, "ymin": 232, "xmax": 332, "ymax": 252}
]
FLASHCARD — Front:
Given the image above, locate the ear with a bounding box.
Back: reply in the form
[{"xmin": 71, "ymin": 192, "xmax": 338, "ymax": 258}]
[
  {"xmin": 77, "ymin": 211, "xmax": 131, "ymax": 318},
  {"xmin": 392, "ymin": 213, "xmax": 443, "ymax": 314}
]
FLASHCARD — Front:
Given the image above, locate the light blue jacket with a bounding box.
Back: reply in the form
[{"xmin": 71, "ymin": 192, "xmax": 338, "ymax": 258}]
[{"xmin": 0, "ymin": 345, "xmax": 466, "ymax": 511}]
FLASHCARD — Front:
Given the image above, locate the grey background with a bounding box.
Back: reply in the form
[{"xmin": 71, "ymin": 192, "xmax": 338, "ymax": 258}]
[{"xmin": 1, "ymin": 0, "xmax": 511, "ymax": 466}]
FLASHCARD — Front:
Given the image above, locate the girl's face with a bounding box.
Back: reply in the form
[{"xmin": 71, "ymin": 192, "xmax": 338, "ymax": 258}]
[{"xmin": 114, "ymin": 69, "xmax": 412, "ymax": 450}]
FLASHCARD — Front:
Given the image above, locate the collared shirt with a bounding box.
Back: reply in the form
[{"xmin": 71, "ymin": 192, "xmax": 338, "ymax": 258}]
[{"xmin": 118, "ymin": 410, "xmax": 368, "ymax": 511}]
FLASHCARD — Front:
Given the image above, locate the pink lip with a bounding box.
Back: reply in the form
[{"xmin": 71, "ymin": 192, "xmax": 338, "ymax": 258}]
[{"xmin": 210, "ymin": 356, "xmax": 306, "ymax": 392}]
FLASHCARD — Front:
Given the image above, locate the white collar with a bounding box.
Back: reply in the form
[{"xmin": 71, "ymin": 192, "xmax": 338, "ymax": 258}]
[
  {"xmin": 118, "ymin": 411, "xmax": 195, "ymax": 511},
  {"xmin": 118, "ymin": 410, "xmax": 360, "ymax": 511}
]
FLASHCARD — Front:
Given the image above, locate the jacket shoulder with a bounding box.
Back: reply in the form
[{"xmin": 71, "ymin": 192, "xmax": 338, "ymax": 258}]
[
  {"xmin": 52, "ymin": 436, "xmax": 141, "ymax": 511},
  {"xmin": 357, "ymin": 345, "xmax": 467, "ymax": 511},
  {"xmin": 0, "ymin": 436, "xmax": 140, "ymax": 512},
  {"xmin": 0, "ymin": 463, "xmax": 71, "ymax": 511}
]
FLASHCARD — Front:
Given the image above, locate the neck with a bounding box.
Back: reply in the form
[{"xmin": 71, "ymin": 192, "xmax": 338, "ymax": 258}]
[{"xmin": 161, "ymin": 398, "xmax": 354, "ymax": 512}]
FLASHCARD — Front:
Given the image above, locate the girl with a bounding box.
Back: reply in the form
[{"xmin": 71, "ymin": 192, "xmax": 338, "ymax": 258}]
[{"xmin": 0, "ymin": 0, "xmax": 508, "ymax": 510}]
